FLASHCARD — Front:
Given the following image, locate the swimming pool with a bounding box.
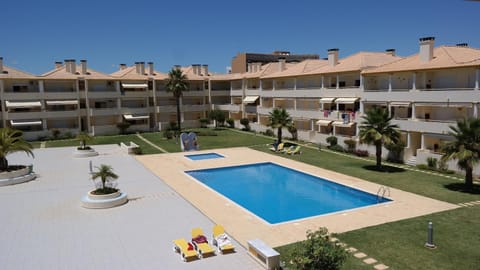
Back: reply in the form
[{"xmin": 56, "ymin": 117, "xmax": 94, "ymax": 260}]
[
  {"xmin": 185, "ymin": 153, "xmax": 225, "ymax": 161},
  {"xmin": 186, "ymin": 162, "xmax": 391, "ymax": 224}
]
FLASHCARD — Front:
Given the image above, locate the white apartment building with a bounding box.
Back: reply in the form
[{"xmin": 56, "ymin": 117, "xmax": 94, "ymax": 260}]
[{"xmin": 1, "ymin": 36, "xmax": 479, "ymax": 171}]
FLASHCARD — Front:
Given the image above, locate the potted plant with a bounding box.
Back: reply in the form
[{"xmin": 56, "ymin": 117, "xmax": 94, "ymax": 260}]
[
  {"xmin": 73, "ymin": 132, "xmax": 98, "ymax": 157},
  {"xmin": 81, "ymin": 164, "xmax": 128, "ymax": 208},
  {"xmin": 0, "ymin": 128, "xmax": 36, "ymax": 186}
]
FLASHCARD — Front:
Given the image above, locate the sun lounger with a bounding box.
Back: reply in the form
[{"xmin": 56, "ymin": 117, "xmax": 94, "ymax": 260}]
[
  {"xmin": 191, "ymin": 228, "xmax": 216, "ymax": 258},
  {"xmin": 286, "ymin": 145, "xmax": 301, "ymax": 155},
  {"xmin": 212, "ymin": 224, "xmax": 235, "ymax": 254},
  {"xmin": 173, "ymin": 238, "xmax": 199, "ymax": 262},
  {"xmin": 269, "ymin": 142, "xmax": 284, "ymax": 152}
]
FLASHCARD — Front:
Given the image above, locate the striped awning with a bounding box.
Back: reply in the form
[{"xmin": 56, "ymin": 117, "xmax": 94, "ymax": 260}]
[
  {"xmin": 316, "ymin": 119, "xmax": 333, "ymax": 126},
  {"xmin": 121, "ymin": 83, "xmax": 148, "ymax": 88},
  {"xmin": 46, "ymin": 100, "xmax": 78, "ymax": 106},
  {"xmin": 6, "ymin": 101, "xmax": 42, "ymax": 108},
  {"xmin": 123, "ymin": 114, "xmax": 149, "ymax": 120},
  {"xmin": 390, "ymin": 102, "xmax": 411, "ymax": 107},
  {"xmin": 243, "ymin": 96, "xmax": 259, "ymax": 104},
  {"xmin": 319, "ymin": 97, "xmax": 336, "ymax": 103},
  {"xmin": 10, "ymin": 120, "xmax": 42, "ymax": 126},
  {"xmin": 335, "ymin": 97, "xmax": 359, "ymax": 104}
]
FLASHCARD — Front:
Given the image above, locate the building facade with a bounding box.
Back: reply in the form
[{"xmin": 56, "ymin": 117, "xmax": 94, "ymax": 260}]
[{"xmin": 1, "ymin": 37, "xmax": 480, "ymax": 172}]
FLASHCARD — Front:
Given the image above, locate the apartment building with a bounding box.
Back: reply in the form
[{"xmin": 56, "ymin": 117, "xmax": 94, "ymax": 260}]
[{"xmin": 1, "ymin": 36, "xmax": 480, "ymax": 172}]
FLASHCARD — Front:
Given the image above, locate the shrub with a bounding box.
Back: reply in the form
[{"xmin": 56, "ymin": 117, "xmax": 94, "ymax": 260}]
[
  {"xmin": 288, "ymin": 124, "xmax": 298, "ymax": 141},
  {"xmin": 226, "ymin": 118, "xmax": 235, "ymax": 128},
  {"xmin": 51, "ymin": 129, "xmax": 61, "ymax": 140},
  {"xmin": 427, "ymin": 157, "xmax": 437, "ymax": 169},
  {"xmin": 116, "ymin": 121, "xmax": 131, "ymax": 135},
  {"xmin": 264, "ymin": 129, "xmax": 275, "ymax": 137},
  {"xmin": 344, "ymin": 139, "xmax": 356, "ymax": 153},
  {"xmin": 355, "ymin": 149, "xmax": 369, "ymax": 157},
  {"xmin": 199, "ymin": 118, "xmax": 209, "ymax": 128},
  {"xmin": 417, "ymin": 164, "xmax": 429, "ymax": 170},
  {"xmin": 326, "ymin": 136, "xmax": 338, "ymax": 147},
  {"xmin": 240, "ymin": 118, "xmax": 250, "ymax": 131},
  {"xmin": 329, "ymin": 144, "xmax": 345, "ymax": 152},
  {"xmin": 288, "ymin": 227, "xmax": 347, "ymax": 270},
  {"xmin": 163, "ymin": 130, "xmax": 173, "ymax": 139},
  {"xmin": 438, "ymin": 159, "xmax": 448, "ymax": 172},
  {"xmin": 386, "ymin": 141, "xmax": 405, "ymax": 163}
]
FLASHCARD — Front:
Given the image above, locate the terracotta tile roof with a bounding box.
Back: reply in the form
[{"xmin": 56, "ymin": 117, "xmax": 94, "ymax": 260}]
[
  {"xmin": 0, "ymin": 65, "xmax": 37, "ymax": 79},
  {"xmin": 304, "ymin": 52, "xmax": 402, "ymax": 75},
  {"xmin": 241, "ymin": 62, "xmax": 296, "ymax": 79},
  {"xmin": 209, "ymin": 73, "xmax": 242, "ymax": 81},
  {"xmin": 110, "ymin": 65, "xmax": 168, "ymax": 80},
  {"xmin": 262, "ymin": 59, "xmax": 329, "ymax": 78},
  {"xmin": 41, "ymin": 64, "xmax": 114, "ymax": 80},
  {"xmin": 363, "ymin": 46, "xmax": 480, "ymax": 74}
]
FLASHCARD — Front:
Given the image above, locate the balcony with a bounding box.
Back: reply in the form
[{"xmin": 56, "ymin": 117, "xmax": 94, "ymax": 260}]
[
  {"xmin": 392, "ymin": 119, "xmax": 453, "ymax": 134},
  {"xmin": 362, "ymin": 89, "xmax": 478, "ymax": 103},
  {"xmin": 90, "ymin": 108, "xmax": 120, "ymax": 116},
  {"xmin": 214, "ymin": 104, "xmax": 241, "ymax": 112},
  {"xmin": 182, "ymin": 104, "xmax": 207, "ymax": 112},
  {"xmin": 88, "ymin": 91, "xmax": 120, "ymax": 99}
]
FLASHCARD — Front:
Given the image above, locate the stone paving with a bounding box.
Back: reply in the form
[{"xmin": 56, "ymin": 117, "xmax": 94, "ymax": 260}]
[{"xmin": 0, "ymin": 145, "xmax": 262, "ymax": 270}]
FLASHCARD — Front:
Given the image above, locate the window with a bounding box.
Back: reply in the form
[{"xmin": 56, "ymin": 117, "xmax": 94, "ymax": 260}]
[{"xmin": 78, "ymin": 80, "xmax": 86, "ymax": 90}]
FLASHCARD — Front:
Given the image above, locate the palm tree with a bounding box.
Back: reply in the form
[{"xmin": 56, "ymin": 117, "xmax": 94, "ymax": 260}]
[
  {"xmin": 76, "ymin": 132, "xmax": 93, "ymax": 150},
  {"xmin": 441, "ymin": 118, "xmax": 480, "ymax": 190},
  {"xmin": 0, "ymin": 128, "xmax": 34, "ymax": 171},
  {"xmin": 359, "ymin": 107, "xmax": 400, "ymax": 168},
  {"xmin": 166, "ymin": 67, "xmax": 189, "ymax": 132},
  {"xmin": 268, "ymin": 107, "xmax": 293, "ymax": 144},
  {"xmin": 91, "ymin": 164, "xmax": 118, "ymax": 192}
]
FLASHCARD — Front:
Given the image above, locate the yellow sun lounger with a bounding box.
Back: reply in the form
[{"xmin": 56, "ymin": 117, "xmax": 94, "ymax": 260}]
[
  {"xmin": 286, "ymin": 145, "xmax": 301, "ymax": 155},
  {"xmin": 191, "ymin": 228, "xmax": 216, "ymax": 258},
  {"xmin": 212, "ymin": 224, "xmax": 235, "ymax": 254},
  {"xmin": 173, "ymin": 238, "xmax": 199, "ymax": 262}
]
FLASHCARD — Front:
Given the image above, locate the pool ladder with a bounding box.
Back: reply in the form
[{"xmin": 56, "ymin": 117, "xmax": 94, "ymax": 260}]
[{"xmin": 376, "ymin": 186, "xmax": 390, "ymax": 203}]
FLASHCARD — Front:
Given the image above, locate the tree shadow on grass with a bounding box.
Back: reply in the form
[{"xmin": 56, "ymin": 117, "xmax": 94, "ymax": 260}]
[
  {"xmin": 444, "ymin": 182, "xmax": 480, "ymax": 195},
  {"xmin": 363, "ymin": 165, "xmax": 406, "ymax": 173}
]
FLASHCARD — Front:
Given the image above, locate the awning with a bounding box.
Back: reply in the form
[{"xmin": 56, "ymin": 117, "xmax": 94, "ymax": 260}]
[
  {"xmin": 332, "ymin": 121, "xmax": 355, "ymax": 127},
  {"xmin": 121, "ymin": 83, "xmax": 148, "ymax": 88},
  {"xmin": 390, "ymin": 102, "xmax": 411, "ymax": 107},
  {"xmin": 319, "ymin": 97, "xmax": 336, "ymax": 103},
  {"xmin": 335, "ymin": 97, "xmax": 359, "ymax": 104},
  {"xmin": 123, "ymin": 114, "xmax": 149, "ymax": 120},
  {"xmin": 46, "ymin": 100, "xmax": 78, "ymax": 106},
  {"xmin": 316, "ymin": 119, "xmax": 333, "ymax": 126},
  {"xmin": 10, "ymin": 120, "xmax": 42, "ymax": 127},
  {"xmin": 6, "ymin": 101, "xmax": 42, "ymax": 108},
  {"xmin": 243, "ymin": 96, "xmax": 259, "ymax": 104}
]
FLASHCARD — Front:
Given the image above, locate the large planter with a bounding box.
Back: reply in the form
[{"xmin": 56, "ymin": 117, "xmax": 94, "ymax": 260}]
[
  {"xmin": 73, "ymin": 148, "xmax": 99, "ymax": 158},
  {"xmin": 81, "ymin": 190, "xmax": 128, "ymax": 209},
  {"xmin": 0, "ymin": 165, "xmax": 36, "ymax": 187}
]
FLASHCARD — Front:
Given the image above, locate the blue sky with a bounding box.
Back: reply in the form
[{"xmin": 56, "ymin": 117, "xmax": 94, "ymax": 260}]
[{"xmin": 2, "ymin": 0, "xmax": 479, "ymax": 75}]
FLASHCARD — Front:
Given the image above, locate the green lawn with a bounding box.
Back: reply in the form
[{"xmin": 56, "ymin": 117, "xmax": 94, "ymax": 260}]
[
  {"xmin": 250, "ymin": 145, "xmax": 479, "ymax": 204},
  {"xmin": 337, "ymin": 205, "xmax": 480, "ymax": 270},
  {"xmin": 141, "ymin": 128, "xmax": 274, "ymax": 153}
]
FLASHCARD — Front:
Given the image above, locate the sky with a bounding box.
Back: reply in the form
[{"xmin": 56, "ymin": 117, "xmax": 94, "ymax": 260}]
[{"xmin": 2, "ymin": 0, "xmax": 479, "ymax": 75}]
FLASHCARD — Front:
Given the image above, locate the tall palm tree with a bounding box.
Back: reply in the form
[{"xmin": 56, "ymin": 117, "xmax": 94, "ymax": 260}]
[
  {"xmin": 0, "ymin": 128, "xmax": 34, "ymax": 171},
  {"xmin": 91, "ymin": 164, "xmax": 118, "ymax": 191},
  {"xmin": 359, "ymin": 107, "xmax": 400, "ymax": 168},
  {"xmin": 166, "ymin": 68, "xmax": 189, "ymax": 131},
  {"xmin": 268, "ymin": 107, "xmax": 292, "ymax": 144},
  {"xmin": 441, "ymin": 118, "xmax": 480, "ymax": 190}
]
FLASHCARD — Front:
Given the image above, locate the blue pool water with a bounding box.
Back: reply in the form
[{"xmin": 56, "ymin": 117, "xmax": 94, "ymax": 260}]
[
  {"xmin": 186, "ymin": 162, "xmax": 391, "ymax": 224},
  {"xmin": 185, "ymin": 153, "xmax": 225, "ymax": 160}
]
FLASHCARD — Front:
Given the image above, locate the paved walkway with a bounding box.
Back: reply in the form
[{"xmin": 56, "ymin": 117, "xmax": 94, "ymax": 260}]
[
  {"xmin": 136, "ymin": 133, "xmax": 168, "ymax": 153},
  {"xmin": 0, "ymin": 145, "xmax": 262, "ymax": 270}
]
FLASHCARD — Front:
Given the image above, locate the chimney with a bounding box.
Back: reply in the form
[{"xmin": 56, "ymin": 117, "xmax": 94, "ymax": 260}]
[
  {"xmin": 201, "ymin": 64, "xmax": 209, "ymax": 76},
  {"xmin": 64, "ymin": 59, "xmax": 71, "ymax": 73},
  {"xmin": 327, "ymin": 48, "xmax": 339, "ymax": 66},
  {"xmin": 385, "ymin": 49, "xmax": 396, "ymax": 56},
  {"xmin": 0, "ymin": 57, "xmax": 3, "ymax": 73},
  {"xmin": 192, "ymin": 64, "xmax": 200, "ymax": 75},
  {"xmin": 139, "ymin": 62, "xmax": 145, "ymax": 75},
  {"xmin": 419, "ymin": 36, "xmax": 435, "ymax": 62},
  {"xmin": 55, "ymin": 61, "xmax": 63, "ymax": 69},
  {"xmin": 80, "ymin": 60, "xmax": 87, "ymax": 74},
  {"xmin": 119, "ymin": 63, "xmax": 127, "ymax": 70},
  {"xmin": 69, "ymin": 59, "xmax": 77, "ymax": 74},
  {"xmin": 456, "ymin": 43, "xmax": 468, "ymax": 47},
  {"xmin": 278, "ymin": 58, "xmax": 286, "ymax": 72},
  {"xmin": 148, "ymin": 62, "xmax": 154, "ymax": 75},
  {"xmin": 135, "ymin": 62, "xmax": 140, "ymax": 74}
]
